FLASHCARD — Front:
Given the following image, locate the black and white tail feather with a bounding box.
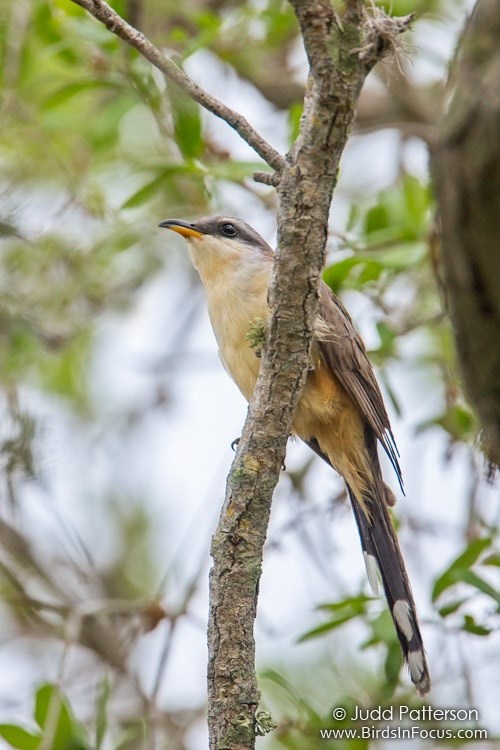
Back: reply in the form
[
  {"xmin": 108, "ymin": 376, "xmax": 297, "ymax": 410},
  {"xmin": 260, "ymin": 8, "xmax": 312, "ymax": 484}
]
[
  {"xmin": 348, "ymin": 486, "xmax": 430, "ymax": 696},
  {"xmin": 307, "ymin": 436, "xmax": 430, "ymax": 696}
]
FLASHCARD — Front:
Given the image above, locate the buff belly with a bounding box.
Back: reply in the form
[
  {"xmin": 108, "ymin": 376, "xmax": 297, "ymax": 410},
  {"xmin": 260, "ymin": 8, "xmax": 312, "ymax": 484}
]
[{"xmin": 219, "ymin": 332, "xmax": 370, "ymax": 500}]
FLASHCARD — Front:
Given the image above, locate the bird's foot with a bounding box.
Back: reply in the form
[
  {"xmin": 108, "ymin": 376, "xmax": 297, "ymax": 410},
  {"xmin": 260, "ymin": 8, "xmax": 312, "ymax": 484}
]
[{"xmin": 231, "ymin": 437, "xmax": 286, "ymax": 470}]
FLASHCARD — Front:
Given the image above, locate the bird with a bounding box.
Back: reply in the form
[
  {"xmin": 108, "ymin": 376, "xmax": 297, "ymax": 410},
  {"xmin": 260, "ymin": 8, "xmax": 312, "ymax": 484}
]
[{"xmin": 159, "ymin": 214, "xmax": 430, "ymax": 695}]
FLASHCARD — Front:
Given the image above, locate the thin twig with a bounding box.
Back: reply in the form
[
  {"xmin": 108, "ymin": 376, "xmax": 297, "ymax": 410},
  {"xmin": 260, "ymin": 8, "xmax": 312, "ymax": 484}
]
[
  {"xmin": 69, "ymin": 0, "xmax": 284, "ymax": 172},
  {"xmin": 253, "ymin": 171, "xmax": 280, "ymax": 186}
]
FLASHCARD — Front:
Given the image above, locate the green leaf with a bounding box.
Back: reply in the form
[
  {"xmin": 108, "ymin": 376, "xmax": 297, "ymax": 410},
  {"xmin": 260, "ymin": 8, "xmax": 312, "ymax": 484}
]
[
  {"xmin": 432, "ymin": 537, "xmax": 493, "ymax": 602},
  {"xmin": 368, "ymin": 242, "xmax": 427, "ymax": 269},
  {"xmin": 365, "ymin": 204, "xmax": 391, "ymax": 234},
  {"xmin": 416, "ymin": 403, "xmax": 478, "ymax": 441},
  {"xmin": 346, "ymin": 203, "xmax": 361, "ymax": 232},
  {"xmin": 402, "ymin": 174, "xmax": 430, "ymax": 228},
  {"xmin": 432, "ymin": 569, "xmax": 462, "ymax": 602},
  {"xmin": 114, "ymin": 725, "xmax": 144, "ymax": 750},
  {"xmin": 260, "ymin": 669, "xmax": 300, "ymax": 701},
  {"xmin": 361, "ymin": 609, "xmax": 398, "ymax": 649},
  {"xmin": 447, "ymin": 537, "xmax": 492, "ymax": 573},
  {"xmin": 288, "ymin": 101, "xmax": 303, "ymax": 143},
  {"xmin": 260, "ymin": 670, "xmax": 320, "ymax": 722},
  {"xmin": 355, "ymin": 176, "xmax": 431, "ymax": 249},
  {"xmin": 42, "ymin": 79, "xmax": 121, "ymax": 109},
  {"xmin": 261, "ymin": 0, "xmax": 297, "ymax": 43},
  {"xmin": 34, "ymin": 684, "xmax": 88, "ymax": 750},
  {"xmin": 38, "ymin": 334, "xmax": 92, "ymax": 408},
  {"xmin": 121, "ymin": 174, "xmax": 168, "ymax": 210},
  {"xmin": 323, "ymin": 257, "xmax": 384, "ymax": 293},
  {"xmin": 299, "ymin": 596, "xmax": 372, "ymax": 642},
  {"xmin": 483, "ymin": 553, "xmax": 500, "ymax": 567},
  {"xmin": 210, "ymin": 161, "xmax": 268, "ymax": 182},
  {"xmin": 438, "ymin": 599, "xmax": 467, "ymax": 618},
  {"xmin": 166, "ymin": 76, "xmax": 203, "ymax": 159},
  {"xmin": 0, "ymin": 221, "xmax": 21, "ymax": 238},
  {"xmin": 459, "ymin": 570, "xmax": 500, "ymax": 606},
  {"xmin": 95, "ymin": 676, "xmax": 110, "ymax": 750},
  {"xmin": 324, "ymin": 242, "xmax": 426, "ymax": 293},
  {"xmin": 323, "ymin": 257, "xmax": 360, "ymax": 291},
  {"xmin": 35, "ymin": 685, "xmax": 58, "ymax": 729},
  {"xmin": 436, "ymin": 404, "xmax": 477, "ymax": 442},
  {"xmin": 384, "ymin": 640, "xmax": 403, "ymax": 688},
  {"xmin": 376, "ymin": 0, "xmax": 440, "ymax": 15},
  {"xmin": 298, "ymin": 614, "xmax": 360, "ymax": 642},
  {"xmin": 317, "ymin": 595, "xmax": 373, "ymax": 613},
  {"xmin": 0, "ymin": 725, "xmax": 41, "ymax": 750},
  {"xmin": 462, "ymin": 614, "xmax": 492, "ymax": 636},
  {"xmin": 120, "ymin": 165, "xmax": 197, "ymax": 209}
]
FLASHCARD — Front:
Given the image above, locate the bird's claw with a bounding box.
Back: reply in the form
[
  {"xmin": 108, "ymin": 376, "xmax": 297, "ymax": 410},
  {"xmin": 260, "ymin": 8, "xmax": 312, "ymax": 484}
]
[{"xmin": 231, "ymin": 437, "xmax": 285, "ymax": 470}]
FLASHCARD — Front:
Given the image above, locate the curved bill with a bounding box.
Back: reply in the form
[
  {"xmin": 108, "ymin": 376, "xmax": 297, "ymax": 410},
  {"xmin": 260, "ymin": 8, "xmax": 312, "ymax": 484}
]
[{"xmin": 158, "ymin": 219, "xmax": 204, "ymax": 239}]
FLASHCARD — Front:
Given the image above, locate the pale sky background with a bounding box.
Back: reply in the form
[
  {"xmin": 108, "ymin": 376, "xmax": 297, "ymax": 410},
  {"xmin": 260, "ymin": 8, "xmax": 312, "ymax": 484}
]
[{"xmin": 1, "ymin": 3, "xmax": 498, "ymax": 749}]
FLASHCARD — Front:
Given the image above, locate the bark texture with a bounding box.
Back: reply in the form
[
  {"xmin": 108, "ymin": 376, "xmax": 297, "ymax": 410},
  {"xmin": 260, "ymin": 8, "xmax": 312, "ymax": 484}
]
[
  {"xmin": 67, "ymin": 1, "xmax": 412, "ymax": 747},
  {"xmin": 432, "ymin": 0, "xmax": 500, "ymax": 466},
  {"xmin": 207, "ymin": 5, "xmax": 412, "ymax": 749}
]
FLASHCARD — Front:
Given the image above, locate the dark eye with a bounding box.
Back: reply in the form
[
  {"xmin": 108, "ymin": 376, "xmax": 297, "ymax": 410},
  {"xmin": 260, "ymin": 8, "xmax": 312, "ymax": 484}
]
[{"xmin": 221, "ymin": 223, "xmax": 237, "ymax": 237}]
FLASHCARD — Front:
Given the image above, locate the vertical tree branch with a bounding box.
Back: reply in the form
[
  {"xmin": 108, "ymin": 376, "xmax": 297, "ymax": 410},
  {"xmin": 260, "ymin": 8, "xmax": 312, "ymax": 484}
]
[
  {"xmin": 208, "ymin": 5, "xmax": 413, "ymax": 749},
  {"xmin": 64, "ymin": 2, "xmax": 413, "ymax": 747},
  {"xmin": 432, "ymin": 0, "xmax": 500, "ymax": 467}
]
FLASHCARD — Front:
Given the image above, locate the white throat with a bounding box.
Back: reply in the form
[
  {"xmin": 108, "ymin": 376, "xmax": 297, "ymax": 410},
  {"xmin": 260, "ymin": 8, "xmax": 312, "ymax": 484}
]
[{"xmin": 187, "ymin": 235, "xmax": 272, "ymax": 400}]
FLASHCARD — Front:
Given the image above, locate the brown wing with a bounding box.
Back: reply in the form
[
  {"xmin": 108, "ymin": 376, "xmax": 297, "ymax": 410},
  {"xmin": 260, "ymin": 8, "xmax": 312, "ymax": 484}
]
[{"xmin": 317, "ymin": 281, "xmax": 403, "ymax": 490}]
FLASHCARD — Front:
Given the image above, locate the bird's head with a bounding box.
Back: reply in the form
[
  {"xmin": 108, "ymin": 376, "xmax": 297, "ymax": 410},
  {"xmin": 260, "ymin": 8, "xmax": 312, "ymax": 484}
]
[{"xmin": 159, "ymin": 215, "xmax": 273, "ymax": 281}]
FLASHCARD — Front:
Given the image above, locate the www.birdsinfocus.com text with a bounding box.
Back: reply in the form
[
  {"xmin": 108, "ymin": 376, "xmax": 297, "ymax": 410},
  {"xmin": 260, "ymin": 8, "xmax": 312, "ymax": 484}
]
[{"xmin": 319, "ymin": 705, "xmax": 488, "ymax": 742}]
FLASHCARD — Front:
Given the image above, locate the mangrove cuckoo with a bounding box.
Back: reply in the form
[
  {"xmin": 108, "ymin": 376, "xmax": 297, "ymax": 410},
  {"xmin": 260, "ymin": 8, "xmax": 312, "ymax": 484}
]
[{"xmin": 159, "ymin": 215, "xmax": 430, "ymax": 695}]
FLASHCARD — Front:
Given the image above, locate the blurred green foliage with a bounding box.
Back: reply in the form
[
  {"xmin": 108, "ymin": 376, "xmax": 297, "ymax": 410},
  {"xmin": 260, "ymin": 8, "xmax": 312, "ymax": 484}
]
[
  {"xmin": 0, "ymin": 0, "xmax": 498, "ymax": 748},
  {"xmin": 0, "ymin": 684, "xmax": 89, "ymax": 750},
  {"xmin": 324, "ymin": 175, "xmax": 430, "ymax": 293},
  {"xmin": 0, "ymin": 0, "xmax": 279, "ymax": 400}
]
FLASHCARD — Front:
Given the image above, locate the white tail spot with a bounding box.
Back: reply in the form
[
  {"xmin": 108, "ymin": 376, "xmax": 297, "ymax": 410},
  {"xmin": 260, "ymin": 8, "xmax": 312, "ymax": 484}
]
[
  {"xmin": 363, "ymin": 552, "xmax": 380, "ymax": 595},
  {"xmin": 408, "ymin": 649, "xmax": 425, "ymax": 682},
  {"xmin": 393, "ymin": 599, "xmax": 413, "ymax": 641}
]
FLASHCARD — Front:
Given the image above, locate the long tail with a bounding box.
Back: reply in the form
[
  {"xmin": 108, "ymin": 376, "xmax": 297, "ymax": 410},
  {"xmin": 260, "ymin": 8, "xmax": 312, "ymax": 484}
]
[
  {"xmin": 306, "ymin": 436, "xmax": 430, "ymax": 695},
  {"xmin": 347, "ymin": 484, "xmax": 430, "ymax": 695}
]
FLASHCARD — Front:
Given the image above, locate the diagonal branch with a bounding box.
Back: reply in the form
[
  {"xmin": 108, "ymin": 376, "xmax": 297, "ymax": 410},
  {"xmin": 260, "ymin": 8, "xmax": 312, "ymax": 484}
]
[{"xmin": 69, "ymin": 0, "xmax": 285, "ymax": 172}]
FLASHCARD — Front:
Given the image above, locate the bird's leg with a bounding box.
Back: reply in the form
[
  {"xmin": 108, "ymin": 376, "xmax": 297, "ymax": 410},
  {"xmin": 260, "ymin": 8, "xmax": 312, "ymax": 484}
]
[{"xmin": 232, "ymin": 436, "xmax": 286, "ymax": 470}]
